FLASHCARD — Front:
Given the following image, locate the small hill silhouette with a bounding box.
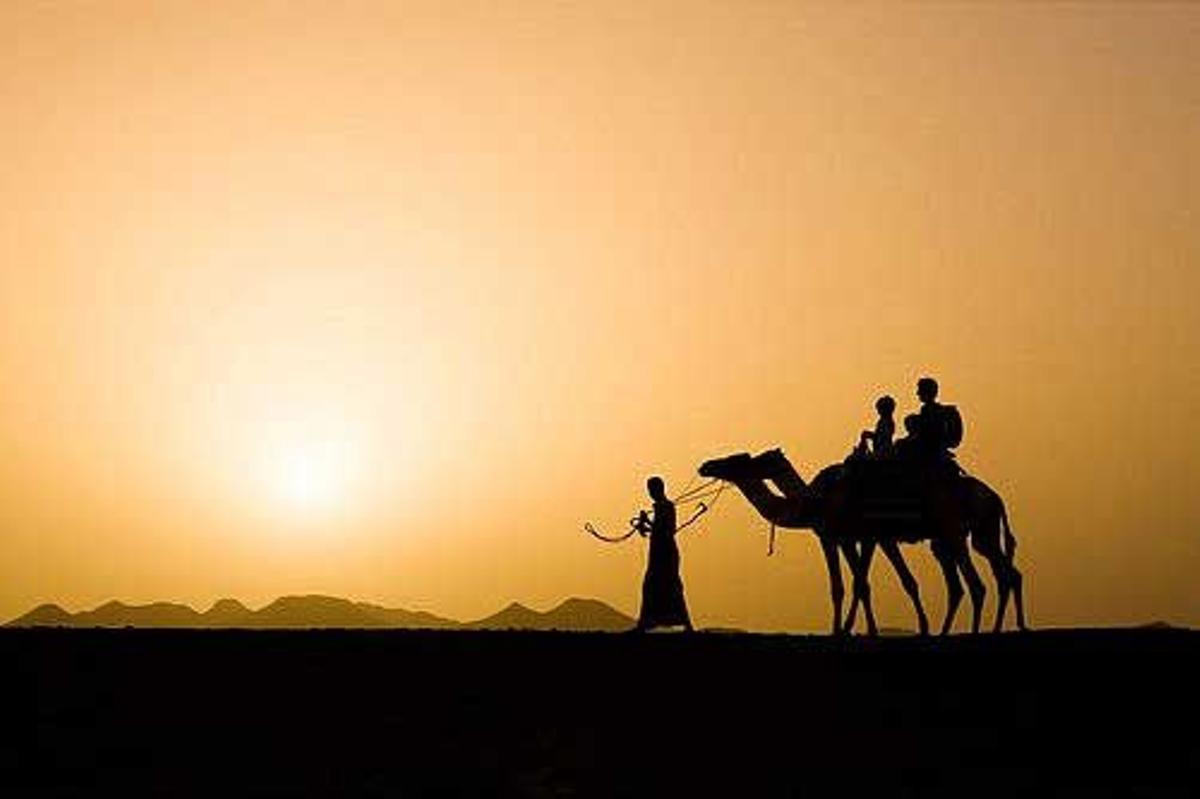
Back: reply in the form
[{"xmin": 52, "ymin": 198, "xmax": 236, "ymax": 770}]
[
  {"xmin": 1137, "ymin": 620, "xmax": 1179, "ymax": 631},
  {"xmin": 248, "ymin": 595, "xmax": 459, "ymax": 629},
  {"xmin": 357, "ymin": 602, "xmax": 459, "ymax": 630},
  {"xmin": 14, "ymin": 604, "xmax": 73, "ymax": 627},
  {"xmin": 469, "ymin": 601, "xmax": 545, "ymax": 630},
  {"xmin": 73, "ymin": 601, "xmax": 204, "ymax": 628},
  {"xmin": 468, "ymin": 598, "xmax": 633, "ymax": 631},
  {"xmin": 252, "ymin": 595, "xmax": 389, "ymax": 628},
  {"xmin": 202, "ymin": 598, "xmax": 255, "ymax": 626},
  {"xmin": 6, "ymin": 596, "xmax": 631, "ymax": 631}
]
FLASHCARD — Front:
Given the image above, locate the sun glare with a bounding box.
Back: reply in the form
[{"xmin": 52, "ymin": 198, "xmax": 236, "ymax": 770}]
[
  {"xmin": 276, "ymin": 450, "xmax": 340, "ymax": 512},
  {"xmin": 265, "ymin": 438, "xmax": 358, "ymax": 519}
]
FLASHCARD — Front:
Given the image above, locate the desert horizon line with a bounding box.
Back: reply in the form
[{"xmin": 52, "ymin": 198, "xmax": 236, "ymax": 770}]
[
  {"xmin": 4, "ymin": 592, "xmax": 640, "ymax": 628},
  {"xmin": 6, "ymin": 594, "xmax": 1189, "ymax": 635}
]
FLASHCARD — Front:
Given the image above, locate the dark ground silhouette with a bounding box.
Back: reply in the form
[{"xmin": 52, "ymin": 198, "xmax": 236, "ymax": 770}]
[{"xmin": 3, "ymin": 627, "xmax": 1196, "ymax": 796}]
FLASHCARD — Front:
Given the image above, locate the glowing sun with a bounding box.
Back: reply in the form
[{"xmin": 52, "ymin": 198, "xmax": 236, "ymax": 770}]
[{"xmin": 266, "ymin": 438, "xmax": 358, "ymax": 518}]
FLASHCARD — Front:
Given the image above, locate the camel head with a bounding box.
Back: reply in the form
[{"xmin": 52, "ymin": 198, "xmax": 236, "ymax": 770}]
[
  {"xmin": 751, "ymin": 448, "xmax": 790, "ymax": 475},
  {"xmin": 698, "ymin": 452, "xmax": 754, "ymax": 480},
  {"xmin": 699, "ymin": 449, "xmax": 790, "ymax": 481},
  {"xmin": 699, "ymin": 448, "xmax": 815, "ymax": 529}
]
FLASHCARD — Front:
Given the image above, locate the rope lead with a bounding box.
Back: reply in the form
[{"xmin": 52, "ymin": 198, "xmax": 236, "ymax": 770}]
[{"xmin": 584, "ymin": 481, "xmax": 727, "ymax": 544}]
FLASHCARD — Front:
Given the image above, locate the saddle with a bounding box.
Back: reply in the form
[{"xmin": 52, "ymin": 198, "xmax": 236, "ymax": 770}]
[{"xmin": 846, "ymin": 457, "xmax": 961, "ymax": 527}]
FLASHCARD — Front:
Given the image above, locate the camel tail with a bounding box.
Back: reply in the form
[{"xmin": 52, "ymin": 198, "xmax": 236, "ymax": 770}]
[{"xmin": 1001, "ymin": 505, "xmax": 1017, "ymax": 560}]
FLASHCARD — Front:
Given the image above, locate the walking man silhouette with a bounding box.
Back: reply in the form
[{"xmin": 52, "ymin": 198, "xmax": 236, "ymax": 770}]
[{"xmin": 634, "ymin": 476, "xmax": 695, "ymax": 633}]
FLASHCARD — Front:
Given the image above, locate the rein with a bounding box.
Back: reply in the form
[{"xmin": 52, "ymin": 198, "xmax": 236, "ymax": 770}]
[{"xmin": 584, "ymin": 480, "xmax": 726, "ymax": 544}]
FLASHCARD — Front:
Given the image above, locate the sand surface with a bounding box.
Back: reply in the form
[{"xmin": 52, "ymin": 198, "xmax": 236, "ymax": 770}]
[{"xmin": 4, "ymin": 627, "xmax": 1196, "ymax": 796}]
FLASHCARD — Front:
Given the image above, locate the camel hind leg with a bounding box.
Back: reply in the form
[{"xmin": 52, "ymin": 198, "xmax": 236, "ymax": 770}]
[
  {"xmin": 1011, "ymin": 566, "xmax": 1027, "ymax": 631},
  {"xmin": 956, "ymin": 546, "xmax": 986, "ymax": 634},
  {"xmin": 986, "ymin": 553, "xmax": 1021, "ymax": 633},
  {"xmin": 973, "ymin": 502, "xmax": 1028, "ymax": 632},
  {"xmin": 987, "ymin": 553, "xmax": 1026, "ymax": 632},
  {"xmin": 971, "ymin": 530, "xmax": 1018, "ymax": 632},
  {"xmin": 1012, "ymin": 563, "xmax": 1032, "ymax": 633},
  {"xmin": 1001, "ymin": 509, "xmax": 1029, "ymax": 631},
  {"xmin": 932, "ymin": 540, "xmax": 964, "ymax": 635}
]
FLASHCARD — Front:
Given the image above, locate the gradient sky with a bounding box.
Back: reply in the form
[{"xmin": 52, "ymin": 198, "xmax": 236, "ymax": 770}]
[{"xmin": 2, "ymin": 1, "xmax": 1197, "ymax": 630}]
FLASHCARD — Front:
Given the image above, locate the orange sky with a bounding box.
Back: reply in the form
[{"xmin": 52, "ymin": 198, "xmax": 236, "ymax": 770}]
[{"xmin": 1, "ymin": 1, "xmax": 1197, "ymax": 630}]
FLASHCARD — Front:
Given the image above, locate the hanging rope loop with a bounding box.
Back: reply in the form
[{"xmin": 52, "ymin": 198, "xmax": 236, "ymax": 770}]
[{"xmin": 583, "ymin": 521, "xmax": 639, "ymax": 543}]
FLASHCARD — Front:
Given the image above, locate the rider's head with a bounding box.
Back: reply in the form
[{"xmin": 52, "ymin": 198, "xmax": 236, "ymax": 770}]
[
  {"xmin": 904, "ymin": 414, "xmax": 920, "ymax": 435},
  {"xmin": 875, "ymin": 395, "xmax": 896, "ymax": 417},
  {"xmin": 647, "ymin": 476, "xmax": 666, "ymax": 501},
  {"xmin": 917, "ymin": 377, "xmax": 939, "ymax": 404}
]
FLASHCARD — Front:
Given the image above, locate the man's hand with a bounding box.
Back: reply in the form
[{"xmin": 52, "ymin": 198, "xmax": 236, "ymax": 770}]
[{"xmin": 633, "ymin": 510, "xmax": 652, "ymax": 535}]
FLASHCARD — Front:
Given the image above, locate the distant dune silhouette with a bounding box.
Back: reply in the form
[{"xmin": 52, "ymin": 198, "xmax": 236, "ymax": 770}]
[
  {"xmin": 6, "ymin": 595, "xmax": 634, "ymax": 632},
  {"xmin": 466, "ymin": 598, "xmax": 634, "ymax": 632}
]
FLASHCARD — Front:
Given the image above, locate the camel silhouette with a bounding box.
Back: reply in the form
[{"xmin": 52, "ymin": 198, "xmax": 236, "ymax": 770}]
[{"xmin": 698, "ymin": 449, "xmax": 1027, "ymax": 635}]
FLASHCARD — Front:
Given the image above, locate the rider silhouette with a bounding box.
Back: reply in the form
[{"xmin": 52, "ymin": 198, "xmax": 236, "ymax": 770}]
[
  {"xmin": 916, "ymin": 377, "xmax": 949, "ymax": 458},
  {"xmin": 634, "ymin": 477, "xmax": 695, "ymax": 633},
  {"xmin": 911, "ymin": 376, "xmax": 969, "ymax": 483},
  {"xmin": 895, "ymin": 413, "xmax": 921, "ymax": 460},
  {"xmin": 859, "ymin": 395, "xmax": 896, "ymax": 459}
]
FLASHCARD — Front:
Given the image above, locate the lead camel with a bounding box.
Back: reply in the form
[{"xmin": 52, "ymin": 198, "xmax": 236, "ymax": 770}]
[{"xmin": 698, "ymin": 449, "xmax": 1026, "ymax": 635}]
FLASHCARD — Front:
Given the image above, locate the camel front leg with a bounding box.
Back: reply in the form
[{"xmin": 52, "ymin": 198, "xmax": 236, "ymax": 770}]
[
  {"xmin": 842, "ymin": 542, "xmax": 860, "ymax": 633},
  {"xmin": 879, "ymin": 540, "xmax": 929, "ymax": 636},
  {"xmin": 844, "ymin": 591, "xmax": 859, "ymax": 633},
  {"xmin": 819, "ymin": 536, "xmax": 845, "ymax": 636},
  {"xmin": 843, "ymin": 539, "xmax": 878, "ymax": 637}
]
